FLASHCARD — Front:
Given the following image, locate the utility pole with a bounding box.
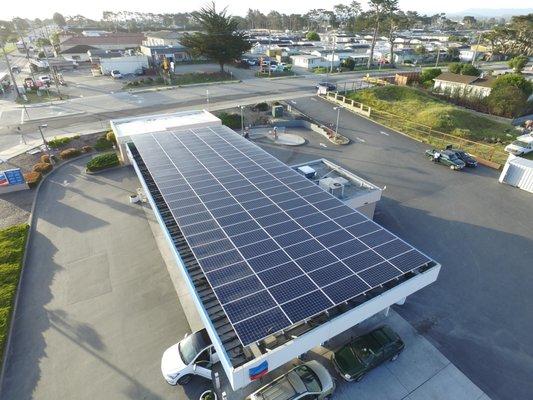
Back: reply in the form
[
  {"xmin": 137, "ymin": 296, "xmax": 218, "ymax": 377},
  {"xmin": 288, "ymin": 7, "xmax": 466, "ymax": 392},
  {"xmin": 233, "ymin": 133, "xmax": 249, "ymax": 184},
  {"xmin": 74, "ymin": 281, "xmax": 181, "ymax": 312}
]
[
  {"xmin": 268, "ymin": 29, "xmax": 272, "ymax": 77},
  {"xmin": 38, "ymin": 22, "xmax": 62, "ymax": 100},
  {"xmin": 330, "ymin": 35, "xmax": 337, "ymax": 73},
  {"xmin": 37, "ymin": 124, "xmax": 54, "ymax": 164},
  {"xmin": 239, "ymin": 105, "xmax": 244, "ymax": 135},
  {"xmin": 16, "ymin": 28, "xmax": 36, "ymax": 83},
  {"xmin": 1, "ymin": 46, "xmax": 22, "ymax": 100},
  {"xmin": 472, "ymin": 32, "xmax": 482, "ymax": 66},
  {"xmin": 435, "ymin": 45, "xmax": 441, "ymax": 68},
  {"xmin": 334, "ymin": 106, "xmax": 341, "ymax": 138}
]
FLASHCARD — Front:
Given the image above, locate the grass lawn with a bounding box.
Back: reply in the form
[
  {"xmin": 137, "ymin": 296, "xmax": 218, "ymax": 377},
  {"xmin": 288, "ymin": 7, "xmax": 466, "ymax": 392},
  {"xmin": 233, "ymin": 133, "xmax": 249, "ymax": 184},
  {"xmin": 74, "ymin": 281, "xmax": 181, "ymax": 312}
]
[
  {"xmin": 347, "ymin": 86, "xmax": 514, "ymax": 143},
  {"xmin": 125, "ymin": 72, "xmax": 234, "ymax": 89},
  {"xmin": 0, "ymin": 224, "xmax": 29, "ymax": 368},
  {"xmin": 17, "ymin": 89, "xmax": 67, "ymax": 105}
]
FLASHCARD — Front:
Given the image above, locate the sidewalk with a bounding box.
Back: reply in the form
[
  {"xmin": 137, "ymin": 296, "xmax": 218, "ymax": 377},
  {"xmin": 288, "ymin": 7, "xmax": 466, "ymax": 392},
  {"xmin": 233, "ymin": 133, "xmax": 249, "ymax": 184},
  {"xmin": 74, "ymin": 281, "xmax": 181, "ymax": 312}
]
[{"xmin": 143, "ymin": 195, "xmax": 490, "ymax": 400}]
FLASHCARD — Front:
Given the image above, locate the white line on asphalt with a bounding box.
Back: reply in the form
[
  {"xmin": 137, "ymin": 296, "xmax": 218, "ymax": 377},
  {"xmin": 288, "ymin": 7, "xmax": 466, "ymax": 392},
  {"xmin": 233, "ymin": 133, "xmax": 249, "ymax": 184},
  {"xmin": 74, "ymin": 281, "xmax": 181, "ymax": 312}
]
[
  {"xmin": 356, "ymin": 137, "xmax": 366, "ymax": 143},
  {"xmin": 380, "ymin": 131, "xmax": 390, "ymax": 136},
  {"xmin": 290, "ymin": 100, "xmax": 297, "ymax": 104},
  {"xmin": 20, "ymin": 109, "xmax": 24, "ymax": 124},
  {"xmin": 310, "ymin": 97, "xmax": 317, "ymax": 101},
  {"xmin": 319, "ymin": 143, "xmax": 327, "ymax": 147}
]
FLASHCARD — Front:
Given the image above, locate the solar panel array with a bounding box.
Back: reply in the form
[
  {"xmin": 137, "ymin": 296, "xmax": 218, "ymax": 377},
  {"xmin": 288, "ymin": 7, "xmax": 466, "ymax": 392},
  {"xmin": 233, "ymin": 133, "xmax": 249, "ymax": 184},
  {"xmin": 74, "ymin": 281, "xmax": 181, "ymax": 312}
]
[{"xmin": 132, "ymin": 125, "xmax": 433, "ymax": 346}]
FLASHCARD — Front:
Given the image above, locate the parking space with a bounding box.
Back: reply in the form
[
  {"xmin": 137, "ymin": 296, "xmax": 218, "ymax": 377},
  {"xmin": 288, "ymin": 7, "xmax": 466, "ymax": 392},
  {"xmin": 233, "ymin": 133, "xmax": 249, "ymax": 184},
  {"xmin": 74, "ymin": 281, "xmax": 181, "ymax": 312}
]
[{"xmin": 0, "ymin": 159, "xmax": 205, "ymax": 400}]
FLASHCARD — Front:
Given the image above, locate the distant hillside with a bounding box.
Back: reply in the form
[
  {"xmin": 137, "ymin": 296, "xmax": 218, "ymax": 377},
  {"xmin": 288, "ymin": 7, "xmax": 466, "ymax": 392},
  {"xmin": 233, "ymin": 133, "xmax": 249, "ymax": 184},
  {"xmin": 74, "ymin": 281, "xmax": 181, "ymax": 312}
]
[{"xmin": 447, "ymin": 8, "xmax": 533, "ymax": 18}]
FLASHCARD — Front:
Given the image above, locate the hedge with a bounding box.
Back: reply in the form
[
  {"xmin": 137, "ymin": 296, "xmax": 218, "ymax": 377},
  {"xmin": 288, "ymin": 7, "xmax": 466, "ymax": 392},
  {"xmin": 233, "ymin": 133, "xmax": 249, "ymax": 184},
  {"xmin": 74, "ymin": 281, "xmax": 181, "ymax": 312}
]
[
  {"xmin": 47, "ymin": 136, "xmax": 72, "ymax": 149},
  {"xmin": 86, "ymin": 152, "xmax": 120, "ymax": 172},
  {"xmin": 23, "ymin": 171, "xmax": 42, "ymax": 188},
  {"xmin": 32, "ymin": 162, "xmax": 53, "ymax": 174},
  {"xmin": 59, "ymin": 148, "xmax": 81, "ymax": 160},
  {"xmin": 94, "ymin": 135, "xmax": 114, "ymax": 151},
  {"xmin": 218, "ymin": 112, "xmax": 241, "ymax": 129}
]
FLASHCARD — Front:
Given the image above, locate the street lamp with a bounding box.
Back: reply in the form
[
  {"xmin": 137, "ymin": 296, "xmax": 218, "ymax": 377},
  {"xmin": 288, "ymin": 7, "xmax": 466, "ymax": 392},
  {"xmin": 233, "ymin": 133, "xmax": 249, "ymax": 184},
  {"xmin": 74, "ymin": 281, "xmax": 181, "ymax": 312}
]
[
  {"xmin": 37, "ymin": 124, "xmax": 53, "ymax": 164},
  {"xmin": 239, "ymin": 105, "xmax": 244, "ymax": 135},
  {"xmin": 333, "ymin": 106, "xmax": 342, "ymax": 138}
]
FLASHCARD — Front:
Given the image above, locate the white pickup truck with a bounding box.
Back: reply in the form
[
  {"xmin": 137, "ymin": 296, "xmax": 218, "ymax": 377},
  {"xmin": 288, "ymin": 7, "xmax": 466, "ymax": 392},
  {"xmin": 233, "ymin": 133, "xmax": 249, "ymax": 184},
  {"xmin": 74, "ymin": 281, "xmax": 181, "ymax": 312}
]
[{"xmin": 505, "ymin": 133, "xmax": 533, "ymax": 156}]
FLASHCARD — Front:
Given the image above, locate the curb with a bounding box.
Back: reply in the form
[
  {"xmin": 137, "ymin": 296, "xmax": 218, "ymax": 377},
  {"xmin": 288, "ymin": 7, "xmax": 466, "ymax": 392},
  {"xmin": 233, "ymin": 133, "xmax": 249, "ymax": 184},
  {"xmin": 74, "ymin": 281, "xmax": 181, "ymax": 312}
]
[
  {"xmin": 24, "ymin": 111, "xmax": 87, "ymax": 123},
  {"xmin": 0, "ymin": 153, "xmax": 91, "ymax": 393},
  {"xmin": 125, "ymin": 79, "xmax": 241, "ymax": 94}
]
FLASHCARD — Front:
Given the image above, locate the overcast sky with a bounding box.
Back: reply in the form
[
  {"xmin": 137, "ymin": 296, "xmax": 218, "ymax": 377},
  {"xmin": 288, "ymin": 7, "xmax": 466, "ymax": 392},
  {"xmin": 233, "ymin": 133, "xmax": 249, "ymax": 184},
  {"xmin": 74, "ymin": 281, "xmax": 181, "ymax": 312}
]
[{"xmin": 1, "ymin": 0, "xmax": 530, "ymax": 20}]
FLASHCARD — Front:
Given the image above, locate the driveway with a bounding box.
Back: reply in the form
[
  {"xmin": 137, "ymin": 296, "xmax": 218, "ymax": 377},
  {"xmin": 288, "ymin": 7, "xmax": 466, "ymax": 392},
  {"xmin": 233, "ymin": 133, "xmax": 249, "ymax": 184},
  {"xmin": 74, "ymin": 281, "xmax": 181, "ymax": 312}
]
[
  {"xmin": 258, "ymin": 96, "xmax": 533, "ymax": 400},
  {"xmin": 0, "ymin": 158, "xmax": 203, "ymax": 399}
]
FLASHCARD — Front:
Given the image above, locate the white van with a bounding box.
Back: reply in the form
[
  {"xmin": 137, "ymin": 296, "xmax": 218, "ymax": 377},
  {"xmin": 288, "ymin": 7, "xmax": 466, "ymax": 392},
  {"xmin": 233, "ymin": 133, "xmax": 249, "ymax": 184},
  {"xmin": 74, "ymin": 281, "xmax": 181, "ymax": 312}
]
[
  {"xmin": 161, "ymin": 329, "xmax": 219, "ymax": 385},
  {"xmin": 505, "ymin": 134, "xmax": 533, "ymax": 156}
]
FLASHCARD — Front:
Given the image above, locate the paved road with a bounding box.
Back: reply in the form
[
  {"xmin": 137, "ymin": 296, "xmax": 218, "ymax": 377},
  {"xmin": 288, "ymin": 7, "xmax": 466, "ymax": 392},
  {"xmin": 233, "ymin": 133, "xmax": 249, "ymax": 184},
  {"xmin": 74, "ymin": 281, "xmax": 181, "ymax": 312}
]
[
  {"xmin": 0, "ymin": 159, "xmax": 205, "ymax": 400},
  {"xmin": 261, "ymin": 96, "xmax": 533, "ymax": 400}
]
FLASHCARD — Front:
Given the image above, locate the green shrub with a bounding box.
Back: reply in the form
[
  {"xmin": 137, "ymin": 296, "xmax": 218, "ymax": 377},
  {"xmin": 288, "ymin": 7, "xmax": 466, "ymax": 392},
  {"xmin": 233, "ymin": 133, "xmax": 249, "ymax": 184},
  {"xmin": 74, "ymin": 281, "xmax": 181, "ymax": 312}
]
[
  {"xmin": 105, "ymin": 131, "xmax": 116, "ymax": 143},
  {"xmin": 59, "ymin": 148, "xmax": 81, "ymax": 160},
  {"xmin": 252, "ymin": 102, "xmax": 269, "ymax": 111},
  {"xmin": 86, "ymin": 152, "xmax": 120, "ymax": 172},
  {"xmin": 48, "ymin": 136, "xmax": 72, "ymax": 149},
  {"xmin": 218, "ymin": 112, "xmax": 241, "ymax": 129},
  {"xmin": 306, "ymin": 31, "xmax": 320, "ymax": 41},
  {"xmin": 94, "ymin": 135, "xmax": 114, "ymax": 151},
  {"xmin": 419, "ymin": 68, "xmax": 442, "ymax": 84},
  {"xmin": 24, "ymin": 171, "xmax": 42, "ymax": 188},
  {"xmin": 313, "ymin": 67, "xmax": 328, "ymax": 74},
  {"xmin": 32, "ymin": 162, "xmax": 53, "ymax": 174}
]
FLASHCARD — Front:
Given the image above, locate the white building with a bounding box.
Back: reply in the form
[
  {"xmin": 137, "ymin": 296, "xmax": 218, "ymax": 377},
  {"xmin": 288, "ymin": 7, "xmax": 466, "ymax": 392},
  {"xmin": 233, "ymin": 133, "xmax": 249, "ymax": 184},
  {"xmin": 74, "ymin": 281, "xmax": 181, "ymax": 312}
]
[
  {"xmin": 290, "ymin": 54, "xmax": 330, "ymax": 70},
  {"xmin": 433, "ymin": 72, "xmax": 495, "ymax": 98}
]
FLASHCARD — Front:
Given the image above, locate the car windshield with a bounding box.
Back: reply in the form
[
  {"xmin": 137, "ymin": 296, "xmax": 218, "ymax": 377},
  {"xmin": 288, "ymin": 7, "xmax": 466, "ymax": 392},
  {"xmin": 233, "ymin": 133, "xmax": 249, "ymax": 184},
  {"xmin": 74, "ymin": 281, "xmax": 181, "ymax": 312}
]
[
  {"xmin": 256, "ymin": 376, "xmax": 297, "ymax": 400},
  {"xmin": 178, "ymin": 331, "xmax": 210, "ymax": 365},
  {"xmin": 449, "ymin": 153, "xmax": 459, "ymax": 160},
  {"xmin": 293, "ymin": 365, "xmax": 321, "ymax": 393},
  {"xmin": 112, "ymin": 70, "xmax": 119, "ymax": 74},
  {"xmin": 512, "ymin": 140, "xmax": 528, "ymax": 147}
]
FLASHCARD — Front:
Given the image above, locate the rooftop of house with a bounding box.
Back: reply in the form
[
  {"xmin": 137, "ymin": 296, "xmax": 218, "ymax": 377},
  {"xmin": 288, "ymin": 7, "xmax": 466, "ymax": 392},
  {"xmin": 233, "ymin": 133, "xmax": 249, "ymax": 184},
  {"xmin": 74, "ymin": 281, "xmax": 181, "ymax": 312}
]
[
  {"xmin": 435, "ymin": 72, "xmax": 496, "ymax": 87},
  {"xmin": 59, "ymin": 44, "xmax": 98, "ymax": 54}
]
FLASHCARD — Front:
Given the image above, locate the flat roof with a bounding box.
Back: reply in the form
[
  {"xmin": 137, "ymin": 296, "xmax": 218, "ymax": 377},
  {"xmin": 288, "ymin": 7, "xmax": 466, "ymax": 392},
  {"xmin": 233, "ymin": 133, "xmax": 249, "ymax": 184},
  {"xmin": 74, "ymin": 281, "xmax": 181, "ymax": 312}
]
[
  {"xmin": 110, "ymin": 110, "xmax": 221, "ymax": 141},
  {"xmin": 125, "ymin": 116, "xmax": 440, "ymax": 389}
]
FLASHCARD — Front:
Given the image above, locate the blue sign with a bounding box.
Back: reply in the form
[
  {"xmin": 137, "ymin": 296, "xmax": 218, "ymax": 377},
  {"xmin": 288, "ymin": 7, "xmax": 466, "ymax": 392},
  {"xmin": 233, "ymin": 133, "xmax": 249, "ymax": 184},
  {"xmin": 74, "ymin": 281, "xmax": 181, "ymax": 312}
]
[{"xmin": 0, "ymin": 168, "xmax": 25, "ymax": 186}]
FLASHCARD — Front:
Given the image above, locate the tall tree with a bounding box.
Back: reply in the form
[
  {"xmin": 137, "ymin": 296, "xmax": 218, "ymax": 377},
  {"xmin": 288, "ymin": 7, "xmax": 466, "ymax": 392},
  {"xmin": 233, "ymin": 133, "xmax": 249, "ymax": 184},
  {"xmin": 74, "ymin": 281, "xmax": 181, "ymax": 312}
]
[
  {"xmin": 383, "ymin": 2, "xmax": 405, "ymax": 65},
  {"xmin": 53, "ymin": 12, "xmax": 66, "ymax": 27},
  {"xmin": 367, "ymin": 0, "xmax": 395, "ymax": 68},
  {"xmin": 180, "ymin": 3, "xmax": 250, "ymax": 72}
]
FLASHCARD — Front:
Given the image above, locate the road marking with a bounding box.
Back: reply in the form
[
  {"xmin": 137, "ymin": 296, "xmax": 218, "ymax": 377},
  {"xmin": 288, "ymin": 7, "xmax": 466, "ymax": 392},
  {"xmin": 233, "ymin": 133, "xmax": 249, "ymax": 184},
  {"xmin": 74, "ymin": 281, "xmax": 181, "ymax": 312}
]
[
  {"xmin": 290, "ymin": 100, "xmax": 297, "ymax": 104},
  {"xmin": 20, "ymin": 109, "xmax": 25, "ymax": 124},
  {"xmin": 310, "ymin": 97, "xmax": 317, "ymax": 102},
  {"xmin": 355, "ymin": 137, "xmax": 366, "ymax": 143},
  {"xmin": 380, "ymin": 131, "xmax": 389, "ymax": 136},
  {"xmin": 319, "ymin": 143, "xmax": 327, "ymax": 148}
]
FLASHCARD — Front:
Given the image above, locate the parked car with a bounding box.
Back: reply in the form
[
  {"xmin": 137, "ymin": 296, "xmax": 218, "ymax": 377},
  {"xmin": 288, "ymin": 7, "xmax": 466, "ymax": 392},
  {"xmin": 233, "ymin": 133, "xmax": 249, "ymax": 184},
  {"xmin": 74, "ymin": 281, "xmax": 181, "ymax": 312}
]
[
  {"xmin": 134, "ymin": 68, "xmax": 145, "ymax": 76},
  {"xmin": 425, "ymin": 149, "xmax": 465, "ymax": 170},
  {"xmin": 10, "ymin": 66, "xmax": 21, "ymax": 73},
  {"xmin": 332, "ymin": 326, "xmax": 404, "ymax": 382},
  {"xmin": 38, "ymin": 75, "xmax": 51, "ymax": 85},
  {"xmin": 161, "ymin": 328, "xmax": 218, "ymax": 385},
  {"xmin": 110, "ymin": 70, "xmax": 122, "ymax": 79},
  {"xmin": 505, "ymin": 134, "xmax": 533, "ymax": 156},
  {"xmin": 246, "ymin": 361, "xmax": 335, "ymax": 400},
  {"xmin": 316, "ymin": 82, "xmax": 337, "ymax": 91},
  {"xmin": 445, "ymin": 147, "xmax": 478, "ymax": 167}
]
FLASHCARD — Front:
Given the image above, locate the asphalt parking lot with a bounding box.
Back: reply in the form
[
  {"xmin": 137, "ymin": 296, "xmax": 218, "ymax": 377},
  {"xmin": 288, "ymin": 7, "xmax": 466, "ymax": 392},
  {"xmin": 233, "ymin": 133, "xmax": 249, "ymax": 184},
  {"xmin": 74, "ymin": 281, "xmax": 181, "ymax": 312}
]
[
  {"xmin": 261, "ymin": 96, "xmax": 533, "ymax": 400},
  {"xmin": 0, "ymin": 158, "xmax": 206, "ymax": 400}
]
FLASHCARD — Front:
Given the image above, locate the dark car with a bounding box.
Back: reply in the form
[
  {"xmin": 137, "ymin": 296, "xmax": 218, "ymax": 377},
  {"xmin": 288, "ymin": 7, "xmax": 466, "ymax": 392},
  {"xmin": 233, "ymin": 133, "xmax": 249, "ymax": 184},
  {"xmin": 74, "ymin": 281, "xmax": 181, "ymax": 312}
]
[
  {"xmin": 425, "ymin": 149, "xmax": 465, "ymax": 170},
  {"xmin": 445, "ymin": 146, "xmax": 477, "ymax": 167},
  {"xmin": 332, "ymin": 326, "xmax": 404, "ymax": 382},
  {"xmin": 316, "ymin": 82, "xmax": 337, "ymax": 91}
]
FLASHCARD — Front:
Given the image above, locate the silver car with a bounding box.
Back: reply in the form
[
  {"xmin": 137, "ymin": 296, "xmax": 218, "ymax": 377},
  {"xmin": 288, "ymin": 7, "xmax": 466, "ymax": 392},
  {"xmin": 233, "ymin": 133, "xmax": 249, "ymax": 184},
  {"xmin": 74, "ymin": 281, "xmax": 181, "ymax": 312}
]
[{"xmin": 247, "ymin": 360, "xmax": 335, "ymax": 400}]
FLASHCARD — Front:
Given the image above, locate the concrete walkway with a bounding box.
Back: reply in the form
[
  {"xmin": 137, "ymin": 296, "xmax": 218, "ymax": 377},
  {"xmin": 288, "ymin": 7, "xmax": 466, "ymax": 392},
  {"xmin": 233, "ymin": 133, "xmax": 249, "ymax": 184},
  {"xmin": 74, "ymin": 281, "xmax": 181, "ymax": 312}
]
[{"xmin": 0, "ymin": 160, "xmax": 202, "ymax": 400}]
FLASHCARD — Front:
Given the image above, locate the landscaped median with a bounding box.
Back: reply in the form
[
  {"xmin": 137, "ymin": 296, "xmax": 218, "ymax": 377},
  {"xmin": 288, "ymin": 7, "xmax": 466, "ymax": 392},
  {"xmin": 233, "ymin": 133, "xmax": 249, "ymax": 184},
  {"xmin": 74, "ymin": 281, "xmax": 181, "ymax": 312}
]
[
  {"xmin": 0, "ymin": 224, "xmax": 29, "ymax": 370},
  {"xmin": 86, "ymin": 152, "xmax": 120, "ymax": 173},
  {"xmin": 323, "ymin": 86, "xmax": 511, "ymax": 166},
  {"xmin": 124, "ymin": 71, "xmax": 235, "ymax": 89}
]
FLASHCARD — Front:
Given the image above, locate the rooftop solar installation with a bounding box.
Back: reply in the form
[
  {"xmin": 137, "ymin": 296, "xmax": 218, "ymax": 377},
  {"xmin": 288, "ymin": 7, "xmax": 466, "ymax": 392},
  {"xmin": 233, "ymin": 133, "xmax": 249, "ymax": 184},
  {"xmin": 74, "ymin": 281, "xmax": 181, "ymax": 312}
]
[{"xmin": 131, "ymin": 125, "xmax": 434, "ymax": 346}]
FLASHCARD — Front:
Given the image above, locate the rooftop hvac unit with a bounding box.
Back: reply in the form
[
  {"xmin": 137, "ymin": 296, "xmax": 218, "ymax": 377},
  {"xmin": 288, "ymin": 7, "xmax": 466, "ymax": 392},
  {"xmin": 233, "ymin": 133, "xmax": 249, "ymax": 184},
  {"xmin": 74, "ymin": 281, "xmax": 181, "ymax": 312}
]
[
  {"xmin": 319, "ymin": 177, "xmax": 345, "ymax": 198},
  {"xmin": 297, "ymin": 165, "xmax": 316, "ymax": 179}
]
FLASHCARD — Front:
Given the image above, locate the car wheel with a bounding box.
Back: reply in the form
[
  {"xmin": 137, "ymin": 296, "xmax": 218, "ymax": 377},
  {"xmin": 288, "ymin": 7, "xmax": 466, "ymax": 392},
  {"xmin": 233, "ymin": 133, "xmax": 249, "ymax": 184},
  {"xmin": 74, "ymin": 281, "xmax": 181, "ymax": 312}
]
[
  {"xmin": 177, "ymin": 375, "xmax": 191, "ymax": 385},
  {"xmin": 355, "ymin": 374, "xmax": 365, "ymax": 382}
]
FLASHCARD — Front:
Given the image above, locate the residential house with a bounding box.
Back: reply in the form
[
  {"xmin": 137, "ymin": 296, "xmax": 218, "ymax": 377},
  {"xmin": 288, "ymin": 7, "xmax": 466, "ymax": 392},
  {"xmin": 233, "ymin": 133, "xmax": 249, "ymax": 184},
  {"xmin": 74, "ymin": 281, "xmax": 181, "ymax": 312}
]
[
  {"xmin": 290, "ymin": 55, "xmax": 330, "ymax": 70},
  {"xmin": 433, "ymin": 72, "xmax": 495, "ymax": 98},
  {"xmin": 140, "ymin": 44, "xmax": 191, "ymax": 63},
  {"xmin": 143, "ymin": 31, "xmax": 183, "ymax": 46},
  {"xmin": 59, "ymin": 44, "xmax": 98, "ymax": 61}
]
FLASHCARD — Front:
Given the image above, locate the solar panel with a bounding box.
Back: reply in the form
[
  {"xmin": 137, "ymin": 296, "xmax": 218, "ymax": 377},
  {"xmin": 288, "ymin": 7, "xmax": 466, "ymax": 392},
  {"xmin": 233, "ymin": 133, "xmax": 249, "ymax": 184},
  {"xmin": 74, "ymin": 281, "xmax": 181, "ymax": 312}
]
[{"xmin": 132, "ymin": 125, "xmax": 434, "ymax": 346}]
